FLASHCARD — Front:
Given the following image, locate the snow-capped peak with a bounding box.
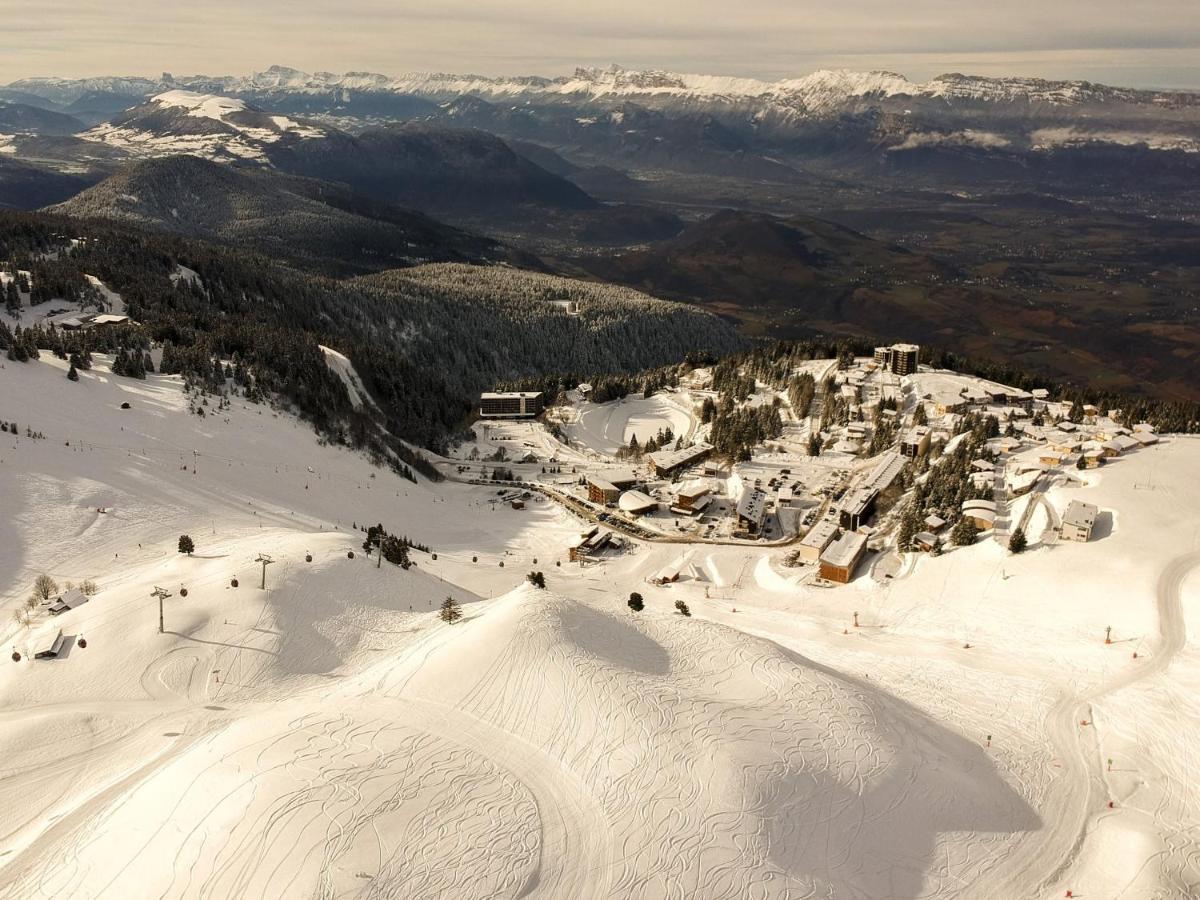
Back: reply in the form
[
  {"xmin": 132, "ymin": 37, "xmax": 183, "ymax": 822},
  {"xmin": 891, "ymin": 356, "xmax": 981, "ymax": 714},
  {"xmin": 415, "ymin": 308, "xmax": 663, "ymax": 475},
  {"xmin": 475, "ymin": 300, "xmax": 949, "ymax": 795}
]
[
  {"xmin": 81, "ymin": 89, "xmax": 327, "ymax": 164},
  {"xmin": 152, "ymin": 89, "xmax": 249, "ymax": 121}
]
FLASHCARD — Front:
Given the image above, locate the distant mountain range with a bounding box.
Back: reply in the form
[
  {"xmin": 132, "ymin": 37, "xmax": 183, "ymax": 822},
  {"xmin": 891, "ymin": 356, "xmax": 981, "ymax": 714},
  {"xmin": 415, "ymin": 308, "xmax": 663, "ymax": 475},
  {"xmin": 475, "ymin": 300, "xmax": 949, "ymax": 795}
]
[
  {"xmin": 3, "ymin": 64, "xmax": 1196, "ymax": 198},
  {"xmin": 10, "ymin": 64, "xmax": 1198, "ymax": 113}
]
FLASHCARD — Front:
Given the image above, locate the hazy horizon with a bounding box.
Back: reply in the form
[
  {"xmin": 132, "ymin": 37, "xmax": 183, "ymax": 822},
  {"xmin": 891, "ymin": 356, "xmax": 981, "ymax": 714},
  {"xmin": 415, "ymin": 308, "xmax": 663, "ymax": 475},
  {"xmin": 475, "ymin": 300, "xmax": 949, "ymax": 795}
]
[{"xmin": 4, "ymin": 0, "xmax": 1198, "ymax": 91}]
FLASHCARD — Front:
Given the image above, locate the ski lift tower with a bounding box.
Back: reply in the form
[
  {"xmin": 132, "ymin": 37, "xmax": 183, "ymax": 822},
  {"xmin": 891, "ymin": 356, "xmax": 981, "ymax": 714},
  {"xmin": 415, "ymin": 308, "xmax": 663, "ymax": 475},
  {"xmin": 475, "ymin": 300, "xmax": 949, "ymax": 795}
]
[{"xmin": 255, "ymin": 553, "xmax": 275, "ymax": 589}]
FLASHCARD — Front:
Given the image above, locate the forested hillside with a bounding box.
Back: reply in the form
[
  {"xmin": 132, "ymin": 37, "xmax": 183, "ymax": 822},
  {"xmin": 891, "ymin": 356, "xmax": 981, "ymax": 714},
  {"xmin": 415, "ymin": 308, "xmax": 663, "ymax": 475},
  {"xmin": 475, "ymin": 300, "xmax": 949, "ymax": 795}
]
[
  {"xmin": 50, "ymin": 156, "xmax": 534, "ymax": 274},
  {"xmin": 0, "ymin": 214, "xmax": 744, "ymax": 468}
]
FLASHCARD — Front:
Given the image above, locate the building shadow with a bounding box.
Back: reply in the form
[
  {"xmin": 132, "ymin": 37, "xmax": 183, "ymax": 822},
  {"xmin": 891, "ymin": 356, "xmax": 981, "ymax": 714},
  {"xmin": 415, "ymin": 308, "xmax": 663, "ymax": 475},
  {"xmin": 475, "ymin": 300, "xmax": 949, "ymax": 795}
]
[{"xmin": 1091, "ymin": 510, "xmax": 1114, "ymax": 541}]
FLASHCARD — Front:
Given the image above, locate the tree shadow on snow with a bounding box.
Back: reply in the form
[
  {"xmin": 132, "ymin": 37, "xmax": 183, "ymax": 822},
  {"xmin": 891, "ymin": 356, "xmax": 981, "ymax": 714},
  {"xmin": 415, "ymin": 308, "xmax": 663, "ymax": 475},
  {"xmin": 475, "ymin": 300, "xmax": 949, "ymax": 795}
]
[{"xmin": 551, "ymin": 599, "xmax": 671, "ymax": 676}]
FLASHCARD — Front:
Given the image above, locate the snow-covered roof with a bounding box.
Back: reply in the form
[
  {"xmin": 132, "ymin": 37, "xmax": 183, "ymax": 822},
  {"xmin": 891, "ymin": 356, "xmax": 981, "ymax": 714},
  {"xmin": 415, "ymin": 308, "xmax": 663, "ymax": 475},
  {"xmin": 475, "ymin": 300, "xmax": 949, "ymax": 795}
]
[
  {"xmin": 618, "ymin": 490, "xmax": 657, "ymax": 514},
  {"xmin": 647, "ymin": 442, "xmax": 713, "ymax": 472},
  {"xmin": 800, "ymin": 517, "xmax": 840, "ymax": 551},
  {"xmin": 47, "ymin": 588, "xmax": 90, "ymax": 613},
  {"xmin": 820, "ymin": 531, "xmax": 867, "ymax": 568},
  {"xmin": 1063, "ymin": 500, "xmax": 1098, "ymax": 529},
  {"xmin": 675, "ymin": 479, "xmax": 711, "ymax": 501}
]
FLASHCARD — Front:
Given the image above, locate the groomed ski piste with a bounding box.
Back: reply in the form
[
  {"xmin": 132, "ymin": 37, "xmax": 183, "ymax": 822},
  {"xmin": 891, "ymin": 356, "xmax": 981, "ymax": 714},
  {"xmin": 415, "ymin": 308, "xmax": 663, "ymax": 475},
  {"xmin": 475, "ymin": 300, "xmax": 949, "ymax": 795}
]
[{"xmin": 1, "ymin": 352, "xmax": 1198, "ymax": 899}]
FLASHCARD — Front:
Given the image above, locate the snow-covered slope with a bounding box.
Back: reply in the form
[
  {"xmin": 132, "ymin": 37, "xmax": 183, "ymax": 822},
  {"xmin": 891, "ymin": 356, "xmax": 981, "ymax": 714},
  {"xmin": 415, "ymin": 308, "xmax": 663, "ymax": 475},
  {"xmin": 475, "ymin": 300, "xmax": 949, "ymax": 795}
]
[
  {"xmin": 81, "ymin": 89, "xmax": 328, "ymax": 162},
  {"xmin": 2, "ymin": 352, "xmax": 1200, "ymax": 897}
]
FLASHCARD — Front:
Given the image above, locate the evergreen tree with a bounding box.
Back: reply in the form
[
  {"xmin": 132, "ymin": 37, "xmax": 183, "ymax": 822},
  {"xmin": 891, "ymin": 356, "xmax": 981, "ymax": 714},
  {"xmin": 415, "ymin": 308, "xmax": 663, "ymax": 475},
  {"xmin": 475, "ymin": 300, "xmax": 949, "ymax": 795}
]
[
  {"xmin": 178, "ymin": 534, "xmax": 195, "ymax": 556},
  {"xmin": 67, "ymin": 363, "xmax": 79, "ymax": 381},
  {"xmin": 951, "ymin": 518, "xmax": 979, "ymax": 546},
  {"xmin": 897, "ymin": 504, "xmax": 920, "ymax": 551},
  {"xmin": 439, "ymin": 595, "xmax": 462, "ymax": 624},
  {"xmin": 1008, "ymin": 527, "xmax": 1027, "ymax": 554},
  {"xmin": 674, "ymin": 599, "xmax": 691, "ymax": 617},
  {"xmin": 628, "ymin": 592, "xmax": 644, "ymax": 612}
]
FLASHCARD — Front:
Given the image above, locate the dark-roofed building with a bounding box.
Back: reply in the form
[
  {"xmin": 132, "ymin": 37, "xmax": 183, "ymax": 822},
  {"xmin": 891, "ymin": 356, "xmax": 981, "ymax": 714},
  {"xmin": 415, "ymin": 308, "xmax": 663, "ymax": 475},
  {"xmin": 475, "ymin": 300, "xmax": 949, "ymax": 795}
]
[
  {"xmin": 736, "ymin": 487, "xmax": 768, "ymax": 535},
  {"xmin": 839, "ymin": 488, "xmax": 878, "ymax": 531},
  {"xmin": 875, "ymin": 343, "xmax": 920, "ymax": 376},
  {"xmin": 479, "ymin": 391, "xmax": 544, "ymax": 419}
]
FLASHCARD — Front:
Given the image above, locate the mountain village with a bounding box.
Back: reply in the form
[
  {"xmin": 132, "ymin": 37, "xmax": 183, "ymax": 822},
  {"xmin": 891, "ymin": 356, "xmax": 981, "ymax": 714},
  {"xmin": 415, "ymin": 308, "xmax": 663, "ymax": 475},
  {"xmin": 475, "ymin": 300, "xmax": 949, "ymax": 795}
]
[{"xmin": 449, "ymin": 341, "xmax": 1154, "ymax": 590}]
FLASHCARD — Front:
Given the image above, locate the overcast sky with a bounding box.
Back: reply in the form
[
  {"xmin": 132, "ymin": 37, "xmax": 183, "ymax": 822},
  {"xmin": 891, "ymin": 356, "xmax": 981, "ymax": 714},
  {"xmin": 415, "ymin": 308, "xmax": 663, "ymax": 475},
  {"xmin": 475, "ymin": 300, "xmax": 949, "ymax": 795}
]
[{"xmin": 5, "ymin": 0, "xmax": 1198, "ymax": 89}]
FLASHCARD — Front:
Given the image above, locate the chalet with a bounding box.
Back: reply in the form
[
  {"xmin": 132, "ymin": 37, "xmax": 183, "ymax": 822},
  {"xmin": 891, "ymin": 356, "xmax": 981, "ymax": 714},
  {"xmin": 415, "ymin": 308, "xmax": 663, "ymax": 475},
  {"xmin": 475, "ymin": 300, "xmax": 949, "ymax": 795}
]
[
  {"xmin": 1131, "ymin": 431, "xmax": 1158, "ymax": 447},
  {"xmin": 914, "ymin": 532, "xmax": 939, "ymax": 552},
  {"xmin": 1112, "ymin": 434, "xmax": 1140, "ymax": 453},
  {"xmin": 924, "ymin": 514, "xmax": 947, "ymax": 532},
  {"xmin": 1007, "ymin": 469, "xmax": 1041, "ymax": 496},
  {"xmin": 47, "ymin": 588, "xmax": 90, "ymax": 615},
  {"xmin": 961, "ymin": 499, "xmax": 997, "ymax": 530},
  {"xmin": 34, "ymin": 630, "xmax": 67, "ymax": 659},
  {"xmin": 56, "ymin": 312, "xmax": 133, "ymax": 331}
]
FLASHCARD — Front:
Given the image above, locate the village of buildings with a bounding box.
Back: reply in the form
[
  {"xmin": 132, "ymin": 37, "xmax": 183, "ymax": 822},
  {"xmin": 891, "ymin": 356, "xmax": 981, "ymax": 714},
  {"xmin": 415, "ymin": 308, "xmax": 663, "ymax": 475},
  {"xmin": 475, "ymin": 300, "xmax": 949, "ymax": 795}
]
[{"xmin": 452, "ymin": 343, "xmax": 1157, "ymax": 586}]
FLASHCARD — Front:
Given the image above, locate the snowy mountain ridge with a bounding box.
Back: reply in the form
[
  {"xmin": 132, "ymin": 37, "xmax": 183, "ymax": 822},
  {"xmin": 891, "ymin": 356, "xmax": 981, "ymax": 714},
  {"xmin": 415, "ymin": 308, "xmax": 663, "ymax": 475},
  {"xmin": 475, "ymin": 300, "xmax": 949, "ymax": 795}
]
[
  {"xmin": 80, "ymin": 89, "xmax": 329, "ymax": 162},
  {"xmin": 10, "ymin": 64, "xmax": 1198, "ymax": 117}
]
